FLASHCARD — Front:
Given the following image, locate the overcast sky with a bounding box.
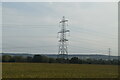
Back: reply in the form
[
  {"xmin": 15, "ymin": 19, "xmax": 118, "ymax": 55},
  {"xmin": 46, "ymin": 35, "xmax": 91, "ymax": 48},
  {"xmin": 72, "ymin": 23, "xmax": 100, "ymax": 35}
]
[
  {"xmin": 0, "ymin": 3, "xmax": 1, "ymax": 54},
  {"xmin": 2, "ymin": 2, "xmax": 118, "ymax": 56}
]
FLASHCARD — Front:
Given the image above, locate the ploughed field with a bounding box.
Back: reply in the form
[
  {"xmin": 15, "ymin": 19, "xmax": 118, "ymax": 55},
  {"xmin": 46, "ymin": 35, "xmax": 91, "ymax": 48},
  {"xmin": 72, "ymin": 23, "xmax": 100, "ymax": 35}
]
[{"xmin": 2, "ymin": 63, "xmax": 118, "ymax": 78}]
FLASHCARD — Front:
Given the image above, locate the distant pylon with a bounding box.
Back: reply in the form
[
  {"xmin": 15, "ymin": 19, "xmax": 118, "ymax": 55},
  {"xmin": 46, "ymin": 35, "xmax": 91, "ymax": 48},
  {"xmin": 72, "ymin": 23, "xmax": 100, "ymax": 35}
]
[
  {"xmin": 57, "ymin": 16, "xmax": 70, "ymax": 59},
  {"xmin": 108, "ymin": 48, "xmax": 111, "ymax": 60}
]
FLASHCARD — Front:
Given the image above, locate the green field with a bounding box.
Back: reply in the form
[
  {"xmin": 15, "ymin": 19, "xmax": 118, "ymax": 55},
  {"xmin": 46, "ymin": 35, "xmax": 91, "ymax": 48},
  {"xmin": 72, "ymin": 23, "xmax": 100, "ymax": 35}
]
[{"xmin": 2, "ymin": 63, "xmax": 118, "ymax": 78}]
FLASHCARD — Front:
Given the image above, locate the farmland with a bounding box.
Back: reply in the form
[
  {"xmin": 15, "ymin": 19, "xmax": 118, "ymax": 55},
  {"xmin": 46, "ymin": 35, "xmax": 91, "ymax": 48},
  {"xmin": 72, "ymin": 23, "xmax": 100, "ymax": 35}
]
[{"xmin": 2, "ymin": 63, "xmax": 118, "ymax": 78}]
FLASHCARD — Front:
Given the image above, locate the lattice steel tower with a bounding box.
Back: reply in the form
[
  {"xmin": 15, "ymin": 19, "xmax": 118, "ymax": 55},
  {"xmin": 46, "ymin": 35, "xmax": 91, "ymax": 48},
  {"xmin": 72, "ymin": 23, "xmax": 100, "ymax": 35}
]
[{"xmin": 57, "ymin": 16, "xmax": 70, "ymax": 59}]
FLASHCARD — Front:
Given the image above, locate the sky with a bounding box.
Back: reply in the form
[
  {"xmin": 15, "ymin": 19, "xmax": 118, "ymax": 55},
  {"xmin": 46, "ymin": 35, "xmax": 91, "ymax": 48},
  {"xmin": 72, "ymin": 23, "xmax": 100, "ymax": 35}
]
[
  {"xmin": 0, "ymin": 3, "xmax": 2, "ymax": 55},
  {"xmin": 2, "ymin": 2, "xmax": 118, "ymax": 56}
]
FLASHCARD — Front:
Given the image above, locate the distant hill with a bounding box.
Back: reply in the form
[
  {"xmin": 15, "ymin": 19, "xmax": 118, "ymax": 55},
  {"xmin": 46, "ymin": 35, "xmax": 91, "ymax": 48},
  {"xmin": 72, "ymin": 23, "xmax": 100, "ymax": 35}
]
[{"xmin": 1, "ymin": 53, "xmax": 119, "ymax": 60}]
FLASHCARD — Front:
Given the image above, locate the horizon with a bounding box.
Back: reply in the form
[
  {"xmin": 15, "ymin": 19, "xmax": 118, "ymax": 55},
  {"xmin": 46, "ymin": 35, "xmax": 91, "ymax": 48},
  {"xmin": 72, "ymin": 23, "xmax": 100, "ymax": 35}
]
[{"xmin": 1, "ymin": 52, "xmax": 118, "ymax": 56}]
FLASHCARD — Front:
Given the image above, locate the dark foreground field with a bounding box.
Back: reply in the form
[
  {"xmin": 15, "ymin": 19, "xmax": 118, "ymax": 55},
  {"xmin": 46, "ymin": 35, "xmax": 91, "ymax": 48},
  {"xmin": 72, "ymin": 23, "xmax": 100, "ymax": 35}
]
[{"xmin": 2, "ymin": 63, "xmax": 118, "ymax": 78}]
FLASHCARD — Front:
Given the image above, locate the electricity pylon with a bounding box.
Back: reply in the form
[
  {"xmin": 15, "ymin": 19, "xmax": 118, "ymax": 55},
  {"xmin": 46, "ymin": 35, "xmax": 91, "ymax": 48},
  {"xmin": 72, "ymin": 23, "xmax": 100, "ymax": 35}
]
[
  {"xmin": 108, "ymin": 48, "xmax": 111, "ymax": 60},
  {"xmin": 57, "ymin": 16, "xmax": 70, "ymax": 59}
]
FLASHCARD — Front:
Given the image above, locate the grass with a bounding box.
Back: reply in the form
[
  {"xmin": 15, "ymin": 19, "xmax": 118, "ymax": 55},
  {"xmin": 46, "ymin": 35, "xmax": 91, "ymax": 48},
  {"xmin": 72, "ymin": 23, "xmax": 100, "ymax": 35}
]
[{"xmin": 2, "ymin": 63, "xmax": 118, "ymax": 78}]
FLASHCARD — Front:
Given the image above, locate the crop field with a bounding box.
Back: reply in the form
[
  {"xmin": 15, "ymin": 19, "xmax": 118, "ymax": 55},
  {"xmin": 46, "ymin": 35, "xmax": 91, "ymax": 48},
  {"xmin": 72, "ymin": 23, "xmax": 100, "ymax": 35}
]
[{"xmin": 2, "ymin": 63, "xmax": 118, "ymax": 78}]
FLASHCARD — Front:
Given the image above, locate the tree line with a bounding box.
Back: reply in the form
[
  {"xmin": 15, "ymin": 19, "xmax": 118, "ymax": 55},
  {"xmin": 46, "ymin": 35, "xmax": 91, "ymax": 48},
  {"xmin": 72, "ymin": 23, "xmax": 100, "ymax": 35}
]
[{"xmin": 2, "ymin": 55, "xmax": 120, "ymax": 65}]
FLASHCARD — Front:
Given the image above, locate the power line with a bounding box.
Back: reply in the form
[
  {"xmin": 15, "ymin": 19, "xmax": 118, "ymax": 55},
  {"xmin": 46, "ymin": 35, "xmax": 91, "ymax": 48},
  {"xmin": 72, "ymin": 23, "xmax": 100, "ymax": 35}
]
[
  {"xmin": 2, "ymin": 24, "xmax": 57, "ymax": 26},
  {"xmin": 71, "ymin": 39, "xmax": 114, "ymax": 48},
  {"xmin": 71, "ymin": 29, "xmax": 117, "ymax": 39}
]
